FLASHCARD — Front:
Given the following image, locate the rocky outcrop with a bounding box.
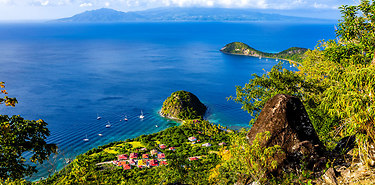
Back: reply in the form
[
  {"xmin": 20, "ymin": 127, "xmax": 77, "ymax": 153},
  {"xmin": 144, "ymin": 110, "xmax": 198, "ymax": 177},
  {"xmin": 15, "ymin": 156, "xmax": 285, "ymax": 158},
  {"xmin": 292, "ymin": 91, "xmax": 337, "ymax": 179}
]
[
  {"xmin": 160, "ymin": 91, "xmax": 206, "ymax": 120},
  {"xmin": 247, "ymin": 94, "xmax": 326, "ymax": 174}
]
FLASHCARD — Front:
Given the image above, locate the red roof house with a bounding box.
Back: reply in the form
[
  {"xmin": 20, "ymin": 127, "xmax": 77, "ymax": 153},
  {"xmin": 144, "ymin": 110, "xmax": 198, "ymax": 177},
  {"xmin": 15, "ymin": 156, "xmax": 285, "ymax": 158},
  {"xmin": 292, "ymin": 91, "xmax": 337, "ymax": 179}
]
[
  {"xmin": 158, "ymin": 153, "xmax": 166, "ymax": 159},
  {"xmin": 188, "ymin": 137, "xmax": 197, "ymax": 142},
  {"xmin": 142, "ymin": 154, "xmax": 149, "ymax": 159},
  {"xmin": 150, "ymin": 159, "xmax": 159, "ymax": 167},
  {"xmin": 118, "ymin": 154, "xmax": 128, "ymax": 160},
  {"xmin": 189, "ymin": 157, "xmax": 199, "ymax": 161},
  {"xmin": 159, "ymin": 144, "xmax": 167, "ymax": 149},
  {"xmin": 168, "ymin": 147, "xmax": 175, "ymax": 151},
  {"xmin": 129, "ymin": 153, "xmax": 138, "ymax": 159},
  {"xmin": 118, "ymin": 161, "xmax": 127, "ymax": 167},
  {"xmin": 123, "ymin": 164, "xmax": 131, "ymax": 170},
  {"xmin": 160, "ymin": 161, "xmax": 168, "ymax": 166}
]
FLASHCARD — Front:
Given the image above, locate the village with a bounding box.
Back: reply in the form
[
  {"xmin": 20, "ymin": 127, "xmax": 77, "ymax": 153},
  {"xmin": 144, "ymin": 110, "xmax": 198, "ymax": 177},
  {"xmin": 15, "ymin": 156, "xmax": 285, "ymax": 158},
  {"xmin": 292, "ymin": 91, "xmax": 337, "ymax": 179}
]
[{"xmin": 100, "ymin": 134, "xmax": 227, "ymax": 171}]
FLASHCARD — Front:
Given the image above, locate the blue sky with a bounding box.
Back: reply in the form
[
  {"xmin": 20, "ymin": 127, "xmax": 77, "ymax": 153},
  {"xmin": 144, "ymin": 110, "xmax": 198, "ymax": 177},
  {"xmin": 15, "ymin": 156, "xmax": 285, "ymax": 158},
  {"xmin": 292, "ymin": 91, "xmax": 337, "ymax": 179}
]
[{"xmin": 0, "ymin": 0, "xmax": 358, "ymax": 20}]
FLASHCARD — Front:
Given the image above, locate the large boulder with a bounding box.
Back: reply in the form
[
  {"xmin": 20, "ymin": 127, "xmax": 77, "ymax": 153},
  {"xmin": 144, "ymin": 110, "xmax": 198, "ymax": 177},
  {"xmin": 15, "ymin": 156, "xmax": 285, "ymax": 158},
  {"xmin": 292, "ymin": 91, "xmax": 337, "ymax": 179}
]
[
  {"xmin": 247, "ymin": 94, "xmax": 326, "ymax": 173},
  {"xmin": 160, "ymin": 90, "xmax": 206, "ymax": 121}
]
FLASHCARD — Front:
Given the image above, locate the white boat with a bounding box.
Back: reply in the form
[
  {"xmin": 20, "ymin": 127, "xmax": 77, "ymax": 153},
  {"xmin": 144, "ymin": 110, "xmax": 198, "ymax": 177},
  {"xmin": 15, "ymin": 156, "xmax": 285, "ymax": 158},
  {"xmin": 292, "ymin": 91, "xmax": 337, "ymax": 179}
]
[
  {"xmin": 139, "ymin": 110, "xmax": 144, "ymax": 119},
  {"xmin": 98, "ymin": 134, "xmax": 103, "ymax": 136},
  {"xmin": 259, "ymin": 56, "xmax": 262, "ymax": 59},
  {"xmin": 276, "ymin": 58, "xmax": 278, "ymax": 62},
  {"xmin": 83, "ymin": 135, "xmax": 89, "ymax": 142},
  {"xmin": 105, "ymin": 121, "xmax": 111, "ymax": 128},
  {"xmin": 155, "ymin": 125, "xmax": 159, "ymax": 128},
  {"xmin": 97, "ymin": 113, "xmax": 101, "ymax": 120},
  {"xmin": 124, "ymin": 115, "xmax": 128, "ymax": 121}
]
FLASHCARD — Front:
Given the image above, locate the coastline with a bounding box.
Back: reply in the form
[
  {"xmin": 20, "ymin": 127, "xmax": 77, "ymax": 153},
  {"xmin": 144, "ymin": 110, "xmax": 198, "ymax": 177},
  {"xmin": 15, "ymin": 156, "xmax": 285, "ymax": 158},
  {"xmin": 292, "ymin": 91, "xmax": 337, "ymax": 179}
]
[{"xmin": 220, "ymin": 50, "xmax": 299, "ymax": 65}]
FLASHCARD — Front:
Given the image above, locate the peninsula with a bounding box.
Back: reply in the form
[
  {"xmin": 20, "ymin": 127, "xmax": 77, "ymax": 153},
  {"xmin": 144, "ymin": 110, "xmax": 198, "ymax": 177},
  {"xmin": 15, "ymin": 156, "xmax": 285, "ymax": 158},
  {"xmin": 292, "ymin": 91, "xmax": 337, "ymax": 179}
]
[{"xmin": 220, "ymin": 42, "xmax": 308, "ymax": 63}]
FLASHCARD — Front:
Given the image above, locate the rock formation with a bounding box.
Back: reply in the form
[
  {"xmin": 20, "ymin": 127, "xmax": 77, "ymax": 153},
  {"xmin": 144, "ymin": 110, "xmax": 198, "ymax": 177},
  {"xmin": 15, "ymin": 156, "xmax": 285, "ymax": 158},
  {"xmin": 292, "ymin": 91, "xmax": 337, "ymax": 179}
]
[
  {"xmin": 247, "ymin": 94, "xmax": 326, "ymax": 174},
  {"xmin": 160, "ymin": 90, "xmax": 206, "ymax": 120}
]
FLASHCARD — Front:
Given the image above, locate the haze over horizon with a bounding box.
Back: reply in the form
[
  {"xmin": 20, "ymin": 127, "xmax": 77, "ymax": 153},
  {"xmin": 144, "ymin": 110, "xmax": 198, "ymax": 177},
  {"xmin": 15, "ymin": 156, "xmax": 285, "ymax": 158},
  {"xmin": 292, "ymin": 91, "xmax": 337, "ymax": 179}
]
[{"xmin": 0, "ymin": 0, "xmax": 358, "ymax": 21}]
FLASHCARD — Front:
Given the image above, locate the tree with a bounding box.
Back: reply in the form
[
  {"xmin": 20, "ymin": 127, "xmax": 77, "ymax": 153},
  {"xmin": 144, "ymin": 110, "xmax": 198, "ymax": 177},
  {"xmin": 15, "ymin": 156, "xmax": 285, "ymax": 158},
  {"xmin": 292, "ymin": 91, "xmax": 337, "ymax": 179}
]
[{"xmin": 0, "ymin": 82, "xmax": 57, "ymax": 180}]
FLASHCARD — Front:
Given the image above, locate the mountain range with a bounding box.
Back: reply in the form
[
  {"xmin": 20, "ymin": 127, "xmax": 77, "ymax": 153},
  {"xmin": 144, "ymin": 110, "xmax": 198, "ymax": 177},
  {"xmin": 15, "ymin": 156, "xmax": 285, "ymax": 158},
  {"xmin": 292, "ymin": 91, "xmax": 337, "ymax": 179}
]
[{"xmin": 53, "ymin": 8, "xmax": 335, "ymax": 23}]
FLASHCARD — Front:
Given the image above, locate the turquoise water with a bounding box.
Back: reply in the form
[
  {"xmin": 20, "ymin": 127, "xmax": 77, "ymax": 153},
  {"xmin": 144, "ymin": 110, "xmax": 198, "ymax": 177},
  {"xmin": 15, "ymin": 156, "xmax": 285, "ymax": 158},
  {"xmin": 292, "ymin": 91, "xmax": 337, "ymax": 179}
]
[{"xmin": 0, "ymin": 22, "xmax": 335, "ymax": 180}]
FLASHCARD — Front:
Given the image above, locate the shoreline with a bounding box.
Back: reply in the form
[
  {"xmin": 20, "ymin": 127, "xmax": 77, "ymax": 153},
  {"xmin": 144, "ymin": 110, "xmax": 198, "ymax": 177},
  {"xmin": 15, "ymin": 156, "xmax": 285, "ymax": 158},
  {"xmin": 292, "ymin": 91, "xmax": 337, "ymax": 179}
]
[{"xmin": 220, "ymin": 50, "xmax": 300, "ymax": 66}]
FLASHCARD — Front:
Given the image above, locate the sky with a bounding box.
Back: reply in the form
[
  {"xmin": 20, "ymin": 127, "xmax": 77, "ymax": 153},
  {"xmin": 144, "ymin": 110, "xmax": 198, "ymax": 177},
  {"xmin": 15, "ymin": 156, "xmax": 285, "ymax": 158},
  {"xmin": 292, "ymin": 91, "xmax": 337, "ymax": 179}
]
[{"xmin": 0, "ymin": 0, "xmax": 359, "ymax": 20}]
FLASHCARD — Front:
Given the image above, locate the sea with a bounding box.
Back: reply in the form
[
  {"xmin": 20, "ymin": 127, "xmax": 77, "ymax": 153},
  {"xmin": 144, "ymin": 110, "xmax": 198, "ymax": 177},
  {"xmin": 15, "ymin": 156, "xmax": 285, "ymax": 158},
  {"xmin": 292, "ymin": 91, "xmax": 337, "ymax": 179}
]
[{"xmin": 0, "ymin": 22, "xmax": 336, "ymax": 180}]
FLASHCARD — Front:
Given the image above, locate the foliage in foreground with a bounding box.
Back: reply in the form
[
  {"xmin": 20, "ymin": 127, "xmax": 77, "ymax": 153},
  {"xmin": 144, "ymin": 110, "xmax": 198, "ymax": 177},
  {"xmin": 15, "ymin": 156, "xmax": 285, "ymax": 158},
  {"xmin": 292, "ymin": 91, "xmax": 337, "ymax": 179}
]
[
  {"xmin": 231, "ymin": 0, "xmax": 375, "ymax": 164},
  {"xmin": 0, "ymin": 83, "xmax": 57, "ymax": 181}
]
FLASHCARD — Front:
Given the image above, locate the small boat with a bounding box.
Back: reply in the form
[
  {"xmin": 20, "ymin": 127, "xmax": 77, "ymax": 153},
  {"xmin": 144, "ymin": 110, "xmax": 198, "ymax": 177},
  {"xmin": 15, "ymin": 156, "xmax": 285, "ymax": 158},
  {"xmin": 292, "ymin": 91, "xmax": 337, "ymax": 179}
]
[
  {"xmin": 124, "ymin": 115, "xmax": 128, "ymax": 121},
  {"xmin": 155, "ymin": 125, "xmax": 159, "ymax": 128},
  {"xmin": 98, "ymin": 134, "xmax": 103, "ymax": 136},
  {"xmin": 139, "ymin": 110, "xmax": 144, "ymax": 119},
  {"xmin": 105, "ymin": 121, "xmax": 111, "ymax": 128},
  {"xmin": 83, "ymin": 135, "xmax": 89, "ymax": 142},
  {"xmin": 276, "ymin": 58, "xmax": 278, "ymax": 62},
  {"xmin": 97, "ymin": 113, "xmax": 101, "ymax": 120},
  {"xmin": 259, "ymin": 56, "xmax": 262, "ymax": 59}
]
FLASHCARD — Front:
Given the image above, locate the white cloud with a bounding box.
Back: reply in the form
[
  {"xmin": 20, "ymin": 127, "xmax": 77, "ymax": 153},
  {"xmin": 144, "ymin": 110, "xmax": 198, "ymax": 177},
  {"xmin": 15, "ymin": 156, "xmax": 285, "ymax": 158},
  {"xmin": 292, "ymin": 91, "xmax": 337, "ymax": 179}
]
[
  {"xmin": 105, "ymin": 2, "xmax": 110, "ymax": 6},
  {"xmin": 41, "ymin": 0, "xmax": 49, "ymax": 6},
  {"xmin": 79, "ymin": 2, "xmax": 92, "ymax": 7}
]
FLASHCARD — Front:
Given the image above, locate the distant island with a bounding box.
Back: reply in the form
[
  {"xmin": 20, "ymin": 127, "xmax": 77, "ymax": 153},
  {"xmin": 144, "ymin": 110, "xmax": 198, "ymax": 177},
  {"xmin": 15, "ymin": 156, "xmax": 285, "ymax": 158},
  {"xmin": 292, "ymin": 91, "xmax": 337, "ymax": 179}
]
[
  {"xmin": 220, "ymin": 42, "xmax": 308, "ymax": 63},
  {"xmin": 52, "ymin": 8, "xmax": 335, "ymax": 23}
]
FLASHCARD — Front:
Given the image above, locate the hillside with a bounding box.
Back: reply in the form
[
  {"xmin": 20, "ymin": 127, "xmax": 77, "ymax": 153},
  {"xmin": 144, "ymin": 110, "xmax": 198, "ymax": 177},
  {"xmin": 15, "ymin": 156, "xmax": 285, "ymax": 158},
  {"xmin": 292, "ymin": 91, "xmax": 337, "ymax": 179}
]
[
  {"xmin": 220, "ymin": 42, "xmax": 308, "ymax": 62},
  {"xmin": 52, "ymin": 8, "xmax": 334, "ymax": 23}
]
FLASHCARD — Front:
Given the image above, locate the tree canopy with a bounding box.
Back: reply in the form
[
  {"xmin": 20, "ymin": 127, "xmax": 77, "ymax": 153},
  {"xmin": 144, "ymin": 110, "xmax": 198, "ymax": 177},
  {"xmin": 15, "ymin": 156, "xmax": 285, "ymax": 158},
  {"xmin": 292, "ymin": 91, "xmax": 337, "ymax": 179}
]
[{"xmin": 0, "ymin": 82, "xmax": 57, "ymax": 181}]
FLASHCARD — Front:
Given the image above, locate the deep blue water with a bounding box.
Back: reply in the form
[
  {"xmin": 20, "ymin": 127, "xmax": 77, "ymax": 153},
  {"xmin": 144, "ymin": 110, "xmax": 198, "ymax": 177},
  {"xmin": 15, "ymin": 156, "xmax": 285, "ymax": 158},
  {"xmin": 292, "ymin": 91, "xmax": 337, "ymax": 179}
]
[{"xmin": 0, "ymin": 22, "xmax": 336, "ymax": 180}]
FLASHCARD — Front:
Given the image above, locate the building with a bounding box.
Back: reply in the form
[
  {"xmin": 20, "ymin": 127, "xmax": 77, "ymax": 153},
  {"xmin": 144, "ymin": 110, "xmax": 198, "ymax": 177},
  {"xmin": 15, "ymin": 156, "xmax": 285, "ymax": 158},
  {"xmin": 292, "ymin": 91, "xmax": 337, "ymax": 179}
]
[
  {"xmin": 123, "ymin": 164, "xmax": 131, "ymax": 170},
  {"xmin": 150, "ymin": 159, "xmax": 159, "ymax": 167},
  {"xmin": 189, "ymin": 157, "xmax": 199, "ymax": 161},
  {"xmin": 202, "ymin": 143, "xmax": 211, "ymax": 147},
  {"xmin": 142, "ymin": 154, "xmax": 149, "ymax": 159},
  {"xmin": 150, "ymin": 149, "xmax": 158, "ymax": 156},
  {"xmin": 188, "ymin": 137, "xmax": 197, "ymax": 142},
  {"xmin": 168, "ymin": 147, "xmax": 175, "ymax": 151},
  {"xmin": 159, "ymin": 144, "xmax": 167, "ymax": 149},
  {"xmin": 118, "ymin": 154, "xmax": 128, "ymax": 160},
  {"xmin": 158, "ymin": 153, "xmax": 165, "ymax": 159}
]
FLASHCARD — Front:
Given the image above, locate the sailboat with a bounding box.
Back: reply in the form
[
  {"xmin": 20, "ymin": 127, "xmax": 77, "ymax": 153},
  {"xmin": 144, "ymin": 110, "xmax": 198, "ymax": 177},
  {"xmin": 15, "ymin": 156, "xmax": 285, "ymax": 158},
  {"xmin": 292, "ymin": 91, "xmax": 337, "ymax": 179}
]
[
  {"xmin": 124, "ymin": 115, "xmax": 128, "ymax": 121},
  {"xmin": 105, "ymin": 121, "xmax": 111, "ymax": 128},
  {"xmin": 83, "ymin": 135, "xmax": 89, "ymax": 142},
  {"xmin": 97, "ymin": 113, "xmax": 101, "ymax": 120},
  {"xmin": 139, "ymin": 110, "xmax": 144, "ymax": 119}
]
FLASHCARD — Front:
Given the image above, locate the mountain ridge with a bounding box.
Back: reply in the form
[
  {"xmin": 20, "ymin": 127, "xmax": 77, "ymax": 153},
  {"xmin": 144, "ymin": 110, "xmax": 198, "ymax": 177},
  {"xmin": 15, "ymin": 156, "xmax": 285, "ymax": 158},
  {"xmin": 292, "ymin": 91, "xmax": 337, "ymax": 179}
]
[{"xmin": 52, "ymin": 7, "xmax": 336, "ymax": 23}]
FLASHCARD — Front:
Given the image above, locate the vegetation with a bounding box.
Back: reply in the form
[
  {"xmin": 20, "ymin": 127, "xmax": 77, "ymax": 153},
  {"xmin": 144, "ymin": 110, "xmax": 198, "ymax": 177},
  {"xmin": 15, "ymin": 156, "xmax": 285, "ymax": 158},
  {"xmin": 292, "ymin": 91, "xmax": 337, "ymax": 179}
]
[
  {"xmin": 160, "ymin": 90, "xmax": 207, "ymax": 120},
  {"xmin": 230, "ymin": 0, "xmax": 375, "ymax": 168},
  {"xmin": 220, "ymin": 42, "xmax": 308, "ymax": 63},
  {"xmin": 37, "ymin": 120, "xmax": 231, "ymax": 184},
  {"xmin": 0, "ymin": 82, "xmax": 57, "ymax": 182}
]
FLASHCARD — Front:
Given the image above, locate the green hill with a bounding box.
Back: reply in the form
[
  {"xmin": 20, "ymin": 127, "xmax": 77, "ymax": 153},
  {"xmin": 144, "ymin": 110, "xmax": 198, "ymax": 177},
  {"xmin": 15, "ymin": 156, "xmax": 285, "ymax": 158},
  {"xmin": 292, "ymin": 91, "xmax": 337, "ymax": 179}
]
[{"xmin": 220, "ymin": 42, "xmax": 308, "ymax": 63}]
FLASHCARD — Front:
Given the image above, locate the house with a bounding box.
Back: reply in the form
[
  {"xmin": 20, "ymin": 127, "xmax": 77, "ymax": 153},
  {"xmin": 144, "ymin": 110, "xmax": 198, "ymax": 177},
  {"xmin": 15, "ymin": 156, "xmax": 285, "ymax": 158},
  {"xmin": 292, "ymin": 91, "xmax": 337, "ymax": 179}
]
[
  {"xmin": 140, "ymin": 147, "xmax": 147, "ymax": 151},
  {"xmin": 138, "ymin": 159, "xmax": 147, "ymax": 167},
  {"xmin": 129, "ymin": 153, "xmax": 138, "ymax": 159},
  {"xmin": 142, "ymin": 154, "xmax": 149, "ymax": 159},
  {"xmin": 219, "ymin": 142, "xmax": 227, "ymax": 146},
  {"xmin": 158, "ymin": 153, "xmax": 165, "ymax": 159},
  {"xmin": 118, "ymin": 154, "xmax": 128, "ymax": 160},
  {"xmin": 197, "ymin": 140, "xmax": 201, "ymax": 143},
  {"xmin": 129, "ymin": 159, "xmax": 136, "ymax": 165},
  {"xmin": 117, "ymin": 161, "xmax": 127, "ymax": 167},
  {"xmin": 150, "ymin": 159, "xmax": 159, "ymax": 167},
  {"xmin": 150, "ymin": 149, "xmax": 158, "ymax": 156},
  {"xmin": 123, "ymin": 164, "xmax": 131, "ymax": 170},
  {"xmin": 189, "ymin": 157, "xmax": 199, "ymax": 161},
  {"xmin": 159, "ymin": 144, "xmax": 167, "ymax": 149},
  {"xmin": 160, "ymin": 161, "xmax": 168, "ymax": 166},
  {"xmin": 188, "ymin": 137, "xmax": 197, "ymax": 142},
  {"xmin": 202, "ymin": 143, "xmax": 211, "ymax": 147},
  {"xmin": 168, "ymin": 147, "xmax": 175, "ymax": 151}
]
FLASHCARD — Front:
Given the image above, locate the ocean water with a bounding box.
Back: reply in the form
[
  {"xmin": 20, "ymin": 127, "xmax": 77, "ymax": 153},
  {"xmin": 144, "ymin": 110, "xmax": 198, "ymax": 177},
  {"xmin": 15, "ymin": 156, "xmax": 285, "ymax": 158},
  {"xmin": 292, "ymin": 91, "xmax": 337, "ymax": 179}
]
[{"xmin": 0, "ymin": 22, "xmax": 336, "ymax": 180}]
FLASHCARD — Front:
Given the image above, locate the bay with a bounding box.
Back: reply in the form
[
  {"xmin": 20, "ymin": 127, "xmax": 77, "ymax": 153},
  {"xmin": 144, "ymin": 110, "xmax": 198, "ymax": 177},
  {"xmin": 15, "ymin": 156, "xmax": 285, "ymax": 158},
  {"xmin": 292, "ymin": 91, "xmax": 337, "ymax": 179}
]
[{"xmin": 0, "ymin": 22, "xmax": 335, "ymax": 180}]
